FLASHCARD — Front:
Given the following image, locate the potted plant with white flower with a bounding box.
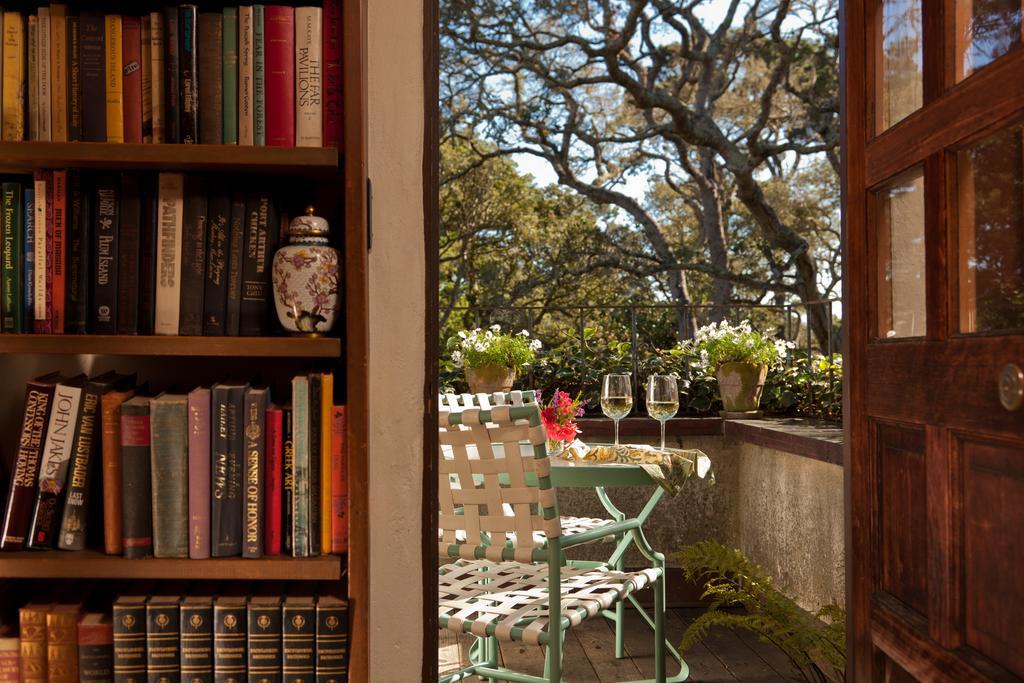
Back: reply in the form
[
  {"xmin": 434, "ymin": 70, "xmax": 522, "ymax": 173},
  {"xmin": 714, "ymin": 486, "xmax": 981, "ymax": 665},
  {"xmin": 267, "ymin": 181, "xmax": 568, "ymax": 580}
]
[
  {"xmin": 685, "ymin": 320, "xmax": 793, "ymax": 417},
  {"xmin": 447, "ymin": 325, "xmax": 542, "ymax": 394}
]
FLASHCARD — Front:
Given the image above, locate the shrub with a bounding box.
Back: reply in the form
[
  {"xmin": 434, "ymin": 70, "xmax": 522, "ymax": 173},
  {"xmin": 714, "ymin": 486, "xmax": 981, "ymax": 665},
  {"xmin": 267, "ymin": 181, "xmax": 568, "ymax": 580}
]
[
  {"xmin": 683, "ymin": 320, "xmax": 794, "ymax": 370},
  {"xmin": 446, "ymin": 325, "xmax": 541, "ymax": 371}
]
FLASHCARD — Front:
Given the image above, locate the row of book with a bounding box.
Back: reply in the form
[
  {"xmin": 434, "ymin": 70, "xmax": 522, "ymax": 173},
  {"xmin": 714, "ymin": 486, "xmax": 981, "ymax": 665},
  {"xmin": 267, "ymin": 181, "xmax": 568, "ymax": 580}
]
[
  {"xmin": 0, "ymin": 171, "xmax": 294, "ymax": 336},
  {"xmin": 2, "ymin": 592, "xmax": 347, "ymax": 683},
  {"xmin": 0, "ymin": 3, "xmax": 341, "ymax": 148},
  {"xmin": 0, "ymin": 371, "xmax": 347, "ymax": 558}
]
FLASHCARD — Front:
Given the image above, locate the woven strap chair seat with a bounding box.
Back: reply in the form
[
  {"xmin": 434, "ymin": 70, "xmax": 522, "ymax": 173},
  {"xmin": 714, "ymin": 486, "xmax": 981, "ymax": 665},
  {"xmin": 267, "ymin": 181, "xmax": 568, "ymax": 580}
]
[{"xmin": 438, "ymin": 559, "xmax": 661, "ymax": 645}]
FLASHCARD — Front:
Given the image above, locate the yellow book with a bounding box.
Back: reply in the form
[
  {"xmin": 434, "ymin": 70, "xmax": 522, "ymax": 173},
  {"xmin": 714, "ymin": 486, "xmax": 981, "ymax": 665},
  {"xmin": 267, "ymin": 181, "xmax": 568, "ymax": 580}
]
[
  {"xmin": 1, "ymin": 12, "xmax": 25, "ymax": 141},
  {"xmin": 49, "ymin": 5, "xmax": 67, "ymax": 142},
  {"xmin": 320, "ymin": 372, "xmax": 333, "ymax": 554},
  {"xmin": 104, "ymin": 15, "xmax": 123, "ymax": 143}
]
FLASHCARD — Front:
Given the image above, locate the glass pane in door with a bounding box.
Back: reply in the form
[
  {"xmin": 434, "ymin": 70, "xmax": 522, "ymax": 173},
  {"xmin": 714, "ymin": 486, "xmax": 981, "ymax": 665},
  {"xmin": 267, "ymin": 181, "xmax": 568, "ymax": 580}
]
[
  {"xmin": 956, "ymin": 122, "xmax": 1024, "ymax": 333},
  {"xmin": 877, "ymin": 0, "xmax": 923, "ymax": 131},
  {"xmin": 955, "ymin": 0, "xmax": 1022, "ymax": 80},
  {"xmin": 875, "ymin": 168, "xmax": 927, "ymax": 338}
]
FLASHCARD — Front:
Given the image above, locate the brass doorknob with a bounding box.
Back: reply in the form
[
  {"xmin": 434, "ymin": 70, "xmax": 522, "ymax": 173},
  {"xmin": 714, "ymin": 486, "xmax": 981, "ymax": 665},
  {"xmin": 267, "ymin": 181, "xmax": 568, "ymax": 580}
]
[{"xmin": 999, "ymin": 363, "xmax": 1024, "ymax": 411}]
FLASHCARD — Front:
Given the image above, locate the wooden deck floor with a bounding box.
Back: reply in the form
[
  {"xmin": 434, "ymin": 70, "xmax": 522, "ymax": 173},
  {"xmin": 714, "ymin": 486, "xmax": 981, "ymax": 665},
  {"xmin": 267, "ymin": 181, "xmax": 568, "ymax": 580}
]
[{"xmin": 439, "ymin": 608, "xmax": 803, "ymax": 682}]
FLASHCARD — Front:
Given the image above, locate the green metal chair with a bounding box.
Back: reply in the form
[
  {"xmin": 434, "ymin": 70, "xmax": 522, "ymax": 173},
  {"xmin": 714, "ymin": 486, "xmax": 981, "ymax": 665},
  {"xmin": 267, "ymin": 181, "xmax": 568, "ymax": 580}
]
[{"xmin": 437, "ymin": 403, "xmax": 674, "ymax": 683}]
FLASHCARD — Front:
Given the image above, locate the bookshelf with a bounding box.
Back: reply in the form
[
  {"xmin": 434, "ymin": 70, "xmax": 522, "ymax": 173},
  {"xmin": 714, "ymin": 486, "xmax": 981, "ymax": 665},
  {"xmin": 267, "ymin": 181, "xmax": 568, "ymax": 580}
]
[{"xmin": 0, "ymin": 334, "xmax": 342, "ymax": 357}]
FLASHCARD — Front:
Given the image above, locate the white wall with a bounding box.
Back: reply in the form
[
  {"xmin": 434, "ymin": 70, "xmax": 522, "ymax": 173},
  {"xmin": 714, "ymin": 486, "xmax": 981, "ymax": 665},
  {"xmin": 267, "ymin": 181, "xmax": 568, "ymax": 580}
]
[{"xmin": 367, "ymin": 0, "xmax": 427, "ymax": 679}]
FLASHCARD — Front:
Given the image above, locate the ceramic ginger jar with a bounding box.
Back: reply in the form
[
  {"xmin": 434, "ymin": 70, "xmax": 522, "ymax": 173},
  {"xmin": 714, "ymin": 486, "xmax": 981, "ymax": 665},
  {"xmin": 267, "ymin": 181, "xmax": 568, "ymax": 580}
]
[{"xmin": 271, "ymin": 206, "xmax": 341, "ymax": 335}]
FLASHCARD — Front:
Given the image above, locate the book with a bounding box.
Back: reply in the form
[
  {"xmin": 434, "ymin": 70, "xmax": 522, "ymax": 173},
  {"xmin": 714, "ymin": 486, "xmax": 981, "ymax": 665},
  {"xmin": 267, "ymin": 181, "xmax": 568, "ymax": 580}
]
[
  {"xmin": 264, "ymin": 7, "xmax": 294, "ymax": 146},
  {"xmin": 66, "ymin": 174, "xmax": 90, "ymax": 334},
  {"xmin": 264, "ymin": 406, "xmax": 284, "ymax": 556},
  {"xmin": 319, "ymin": 373, "xmax": 333, "ymax": 554},
  {"xmin": 0, "ymin": 628, "xmax": 18, "ymax": 683},
  {"xmin": 101, "ymin": 387, "xmax": 136, "ymax": 555},
  {"xmin": 20, "ymin": 603, "xmax": 51, "ymax": 683},
  {"xmin": 28, "ymin": 15, "xmax": 38, "ymax": 141},
  {"xmin": 112, "ymin": 597, "xmax": 146, "ymax": 683},
  {"xmin": 47, "ymin": 604, "xmax": 81, "ymax": 683},
  {"xmin": 92, "ymin": 174, "xmax": 118, "ymax": 334},
  {"xmin": 32, "ymin": 171, "xmax": 50, "ymax": 333},
  {"xmin": 322, "ymin": 0, "xmax": 341, "ymax": 148},
  {"xmin": 154, "ymin": 173, "xmax": 184, "ymax": 335},
  {"xmin": 0, "ymin": 373, "xmax": 61, "ymax": 550},
  {"xmin": 68, "ymin": 15, "xmax": 82, "ymax": 141},
  {"xmin": 295, "ymin": 8, "xmax": 322, "ymax": 147},
  {"xmin": 291, "ymin": 376, "xmax": 310, "ymax": 557},
  {"xmin": 197, "ymin": 13, "xmax": 223, "ymax": 144},
  {"xmin": 212, "ymin": 382, "xmax": 247, "ymax": 557},
  {"xmin": 26, "ymin": 374, "xmax": 86, "ymax": 550},
  {"xmin": 202, "ymin": 191, "xmax": 231, "ymax": 335},
  {"xmin": 121, "ymin": 16, "xmax": 142, "ymax": 143},
  {"xmin": 330, "ymin": 406, "xmax": 347, "ymax": 553},
  {"xmin": 179, "ymin": 597, "xmax": 213, "ymax": 683},
  {"xmin": 104, "ymin": 15, "xmax": 123, "ymax": 143},
  {"xmin": 281, "ymin": 597, "xmax": 314, "ymax": 683},
  {"xmin": 243, "ymin": 386, "xmax": 268, "ymax": 558},
  {"xmin": 148, "ymin": 12, "xmax": 165, "ymax": 143},
  {"xmin": 1, "ymin": 181, "xmax": 22, "ymax": 332},
  {"xmin": 307, "ymin": 373, "xmax": 321, "ymax": 556},
  {"xmin": 80, "ymin": 12, "xmax": 105, "ymax": 142},
  {"xmin": 179, "ymin": 175, "xmax": 207, "ymax": 336},
  {"xmin": 137, "ymin": 176, "xmax": 159, "ymax": 335},
  {"xmin": 186, "ymin": 387, "xmax": 212, "ymax": 559},
  {"xmin": 120, "ymin": 396, "xmax": 153, "ymax": 558},
  {"xmin": 163, "ymin": 6, "xmax": 179, "ymax": 144},
  {"xmin": 145, "ymin": 597, "xmax": 180, "ymax": 683},
  {"xmin": 58, "ymin": 371, "xmax": 135, "ymax": 551},
  {"xmin": 253, "ymin": 6, "xmax": 266, "ymax": 145},
  {"xmin": 222, "ymin": 8, "xmax": 239, "ymax": 145},
  {"xmin": 314, "ymin": 597, "xmax": 347, "ymax": 683},
  {"xmin": 50, "ymin": 5, "xmax": 68, "ymax": 143},
  {"xmin": 247, "ymin": 596, "xmax": 281, "ymax": 683},
  {"xmin": 116, "ymin": 173, "xmax": 141, "ymax": 335},
  {"xmin": 77, "ymin": 614, "xmax": 113, "ymax": 683},
  {"xmin": 140, "ymin": 16, "xmax": 152, "ymax": 143},
  {"xmin": 239, "ymin": 192, "xmax": 278, "ymax": 336},
  {"xmin": 150, "ymin": 393, "xmax": 189, "ymax": 558},
  {"xmin": 238, "ymin": 6, "xmax": 254, "ymax": 145},
  {"xmin": 224, "ymin": 192, "xmax": 246, "ymax": 335},
  {"xmin": 38, "ymin": 8, "xmax": 51, "ymax": 142},
  {"xmin": 213, "ymin": 598, "xmax": 246, "ymax": 683},
  {"xmin": 51, "ymin": 170, "xmax": 67, "ymax": 334},
  {"xmin": 23, "ymin": 188, "xmax": 34, "ymax": 330},
  {"xmin": 179, "ymin": 6, "xmax": 198, "ymax": 144},
  {"xmin": 1, "ymin": 11, "xmax": 25, "ymax": 141},
  {"xmin": 282, "ymin": 406, "xmax": 294, "ymax": 555}
]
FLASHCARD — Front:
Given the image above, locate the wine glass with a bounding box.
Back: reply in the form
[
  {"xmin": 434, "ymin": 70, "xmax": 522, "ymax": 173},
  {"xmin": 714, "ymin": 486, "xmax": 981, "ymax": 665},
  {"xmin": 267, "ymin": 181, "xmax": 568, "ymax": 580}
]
[
  {"xmin": 600, "ymin": 374, "xmax": 633, "ymax": 446},
  {"xmin": 646, "ymin": 375, "xmax": 679, "ymax": 451}
]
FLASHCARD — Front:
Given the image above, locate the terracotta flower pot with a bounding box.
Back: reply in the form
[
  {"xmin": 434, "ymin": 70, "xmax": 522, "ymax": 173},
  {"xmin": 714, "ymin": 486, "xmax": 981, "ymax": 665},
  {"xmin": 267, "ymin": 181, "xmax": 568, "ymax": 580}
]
[
  {"xmin": 715, "ymin": 362, "xmax": 768, "ymax": 416},
  {"xmin": 465, "ymin": 365, "xmax": 516, "ymax": 394}
]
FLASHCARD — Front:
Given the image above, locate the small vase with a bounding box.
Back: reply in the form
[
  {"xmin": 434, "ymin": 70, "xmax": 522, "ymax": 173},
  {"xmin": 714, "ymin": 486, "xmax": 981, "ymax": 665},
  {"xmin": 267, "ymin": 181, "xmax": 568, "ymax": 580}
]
[
  {"xmin": 271, "ymin": 206, "xmax": 341, "ymax": 335},
  {"xmin": 715, "ymin": 362, "xmax": 768, "ymax": 417},
  {"xmin": 465, "ymin": 365, "xmax": 515, "ymax": 394}
]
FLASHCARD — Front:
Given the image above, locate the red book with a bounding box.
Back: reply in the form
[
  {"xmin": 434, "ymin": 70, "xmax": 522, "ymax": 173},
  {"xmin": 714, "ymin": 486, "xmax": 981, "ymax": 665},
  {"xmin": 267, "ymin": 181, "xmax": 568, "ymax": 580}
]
[
  {"xmin": 264, "ymin": 406, "xmax": 284, "ymax": 556},
  {"xmin": 330, "ymin": 405, "xmax": 347, "ymax": 553},
  {"xmin": 33, "ymin": 171, "xmax": 54, "ymax": 334},
  {"xmin": 0, "ymin": 627, "xmax": 19, "ymax": 683},
  {"xmin": 264, "ymin": 6, "xmax": 295, "ymax": 146},
  {"xmin": 51, "ymin": 171, "xmax": 67, "ymax": 334},
  {"xmin": 121, "ymin": 17, "xmax": 143, "ymax": 144},
  {"xmin": 321, "ymin": 0, "xmax": 342, "ymax": 149},
  {"xmin": 76, "ymin": 613, "xmax": 113, "ymax": 683},
  {"xmin": 187, "ymin": 387, "xmax": 211, "ymax": 559}
]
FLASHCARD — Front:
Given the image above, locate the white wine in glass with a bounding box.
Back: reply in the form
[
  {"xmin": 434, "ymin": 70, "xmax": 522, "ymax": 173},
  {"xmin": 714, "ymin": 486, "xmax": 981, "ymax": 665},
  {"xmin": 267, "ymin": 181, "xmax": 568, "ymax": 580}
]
[
  {"xmin": 600, "ymin": 374, "xmax": 633, "ymax": 446},
  {"xmin": 646, "ymin": 375, "xmax": 679, "ymax": 451}
]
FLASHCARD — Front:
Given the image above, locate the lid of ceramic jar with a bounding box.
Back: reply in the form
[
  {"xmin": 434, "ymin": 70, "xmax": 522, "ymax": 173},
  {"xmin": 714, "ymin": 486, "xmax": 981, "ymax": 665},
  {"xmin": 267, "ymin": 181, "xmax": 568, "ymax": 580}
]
[{"xmin": 288, "ymin": 205, "xmax": 330, "ymax": 236}]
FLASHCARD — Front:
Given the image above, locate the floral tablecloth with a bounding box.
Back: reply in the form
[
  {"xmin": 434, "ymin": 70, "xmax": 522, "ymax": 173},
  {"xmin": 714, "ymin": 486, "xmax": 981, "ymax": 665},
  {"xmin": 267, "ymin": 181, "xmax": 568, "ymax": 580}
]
[{"xmin": 559, "ymin": 442, "xmax": 714, "ymax": 495}]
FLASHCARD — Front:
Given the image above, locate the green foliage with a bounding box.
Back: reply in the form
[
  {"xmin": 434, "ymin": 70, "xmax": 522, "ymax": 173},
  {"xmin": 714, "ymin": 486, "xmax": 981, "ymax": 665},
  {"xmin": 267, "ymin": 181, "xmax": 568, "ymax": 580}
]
[
  {"xmin": 683, "ymin": 320, "xmax": 793, "ymax": 370},
  {"xmin": 674, "ymin": 541, "xmax": 846, "ymax": 683},
  {"xmin": 445, "ymin": 325, "xmax": 540, "ymax": 371}
]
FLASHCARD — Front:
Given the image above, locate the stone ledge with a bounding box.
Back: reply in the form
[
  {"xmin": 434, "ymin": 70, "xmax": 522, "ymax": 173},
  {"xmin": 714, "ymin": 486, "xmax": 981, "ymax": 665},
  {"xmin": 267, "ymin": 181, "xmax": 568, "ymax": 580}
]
[{"xmin": 723, "ymin": 418, "xmax": 843, "ymax": 465}]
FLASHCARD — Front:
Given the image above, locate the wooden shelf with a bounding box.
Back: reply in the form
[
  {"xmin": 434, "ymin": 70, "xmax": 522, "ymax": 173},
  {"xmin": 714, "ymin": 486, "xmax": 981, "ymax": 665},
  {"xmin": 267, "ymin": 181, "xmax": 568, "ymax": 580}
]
[
  {"xmin": 0, "ymin": 142, "xmax": 339, "ymax": 175},
  {"xmin": 0, "ymin": 334, "xmax": 341, "ymax": 357},
  {"xmin": 0, "ymin": 550, "xmax": 342, "ymax": 580}
]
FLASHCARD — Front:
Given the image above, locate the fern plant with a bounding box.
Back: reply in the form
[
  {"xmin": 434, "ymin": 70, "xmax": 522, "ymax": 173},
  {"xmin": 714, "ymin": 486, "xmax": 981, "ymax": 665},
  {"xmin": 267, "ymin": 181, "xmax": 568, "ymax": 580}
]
[{"xmin": 674, "ymin": 541, "xmax": 846, "ymax": 683}]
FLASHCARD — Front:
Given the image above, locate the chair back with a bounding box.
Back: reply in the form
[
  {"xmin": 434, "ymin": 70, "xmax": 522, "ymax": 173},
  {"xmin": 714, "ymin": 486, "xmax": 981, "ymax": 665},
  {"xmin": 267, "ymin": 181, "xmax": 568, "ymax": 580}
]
[
  {"xmin": 439, "ymin": 390, "xmax": 537, "ymax": 412},
  {"xmin": 438, "ymin": 403, "xmax": 560, "ymax": 563}
]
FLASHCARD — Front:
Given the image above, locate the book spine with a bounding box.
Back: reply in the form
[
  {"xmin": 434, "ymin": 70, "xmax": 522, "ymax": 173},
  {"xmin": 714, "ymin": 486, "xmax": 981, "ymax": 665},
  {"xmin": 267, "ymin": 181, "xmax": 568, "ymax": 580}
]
[
  {"xmin": 28, "ymin": 16, "xmax": 38, "ymax": 141},
  {"xmin": 1, "ymin": 182, "xmax": 22, "ymax": 332},
  {"xmin": 137, "ymin": 176, "xmax": 158, "ymax": 335},
  {"xmin": 163, "ymin": 6, "xmax": 179, "ymax": 144},
  {"xmin": 150, "ymin": 397, "xmax": 188, "ymax": 558},
  {"xmin": 57, "ymin": 382, "xmax": 103, "ymax": 551},
  {"xmin": 26, "ymin": 381, "xmax": 83, "ymax": 550},
  {"xmin": 77, "ymin": 621, "xmax": 113, "ymax": 683},
  {"xmin": 104, "ymin": 15, "xmax": 123, "ymax": 143},
  {"xmin": 0, "ymin": 639, "xmax": 18, "ymax": 683},
  {"xmin": 282, "ymin": 406, "xmax": 294, "ymax": 555},
  {"xmin": 117, "ymin": 173, "xmax": 141, "ymax": 335},
  {"xmin": 292, "ymin": 377, "xmax": 309, "ymax": 557},
  {"xmin": 295, "ymin": 8, "xmax": 322, "ymax": 147},
  {"xmin": 197, "ymin": 13, "xmax": 223, "ymax": 144},
  {"xmin": 140, "ymin": 16, "xmax": 152, "ymax": 143},
  {"xmin": 112, "ymin": 601, "xmax": 145, "ymax": 683},
  {"xmin": 32, "ymin": 171, "xmax": 48, "ymax": 332},
  {"xmin": 179, "ymin": 601, "xmax": 213, "ymax": 683},
  {"xmin": 188, "ymin": 388, "xmax": 211, "ymax": 559},
  {"xmin": 319, "ymin": 374, "xmax": 332, "ymax": 554},
  {"xmin": 23, "ymin": 188, "xmax": 34, "ymax": 332},
  {"xmin": 322, "ymin": 0, "xmax": 341, "ymax": 148},
  {"xmin": 121, "ymin": 17, "xmax": 142, "ymax": 143},
  {"xmin": 120, "ymin": 400, "xmax": 153, "ymax": 558},
  {"xmin": 243, "ymin": 388, "xmax": 267, "ymax": 558},
  {"xmin": 222, "ymin": 9, "xmax": 239, "ymax": 145},
  {"xmin": 264, "ymin": 407, "xmax": 283, "ymax": 556},
  {"xmin": 213, "ymin": 604, "xmax": 246, "ymax": 683},
  {"xmin": 66, "ymin": 176, "xmax": 89, "ymax": 333},
  {"xmin": 42, "ymin": 174, "xmax": 55, "ymax": 332},
  {"xmin": 38, "ymin": 8, "xmax": 51, "ymax": 142},
  {"xmin": 202, "ymin": 192, "xmax": 230, "ymax": 335},
  {"xmin": 211, "ymin": 386, "xmax": 243, "ymax": 557},
  {"xmin": 50, "ymin": 171, "xmax": 67, "ymax": 334},
  {"xmin": 68, "ymin": 15, "xmax": 82, "ymax": 141},
  {"xmin": 246, "ymin": 600, "xmax": 281, "ymax": 683},
  {"xmin": 80, "ymin": 12, "xmax": 105, "ymax": 142},
  {"xmin": 178, "ymin": 175, "xmax": 207, "ymax": 336},
  {"xmin": 315, "ymin": 599, "xmax": 347, "ymax": 683},
  {"xmin": 238, "ymin": 6, "xmax": 253, "ymax": 145},
  {"xmin": 281, "ymin": 601, "xmax": 314, "ymax": 683},
  {"xmin": 1, "ymin": 12, "xmax": 25, "ymax": 141},
  {"xmin": 239, "ymin": 192, "xmax": 278, "ymax": 336},
  {"xmin": 0, "ymin": 380, "xmax": 56, "ymax": 550},
  {"xmin": 20, "ymin": 606, "xmax": 49, "ymax": 683},
  {"xmin": 92, "ymin": 174, "xmax": 118, "ymax": 334},
  {"xmin": 179, "ymin": 6, "xmax": 198, "ymax": 144},
  {"xmin": 264, "ymin": 7, "xmax": 294, "ymax": 146},
  {"xmin": 253, "ymin": 6, "xmax": 265, "ymax": 146},
  {"xmin": 154, "ymin": 173, "xmax": 184, "ymax": 335},
  {"xmin": 146, "ymin": 602, "xmax": 180, "ymax": 683},
  {"xmin": 50, "ymin": 6, "xmax": 68, "ymax": 143},
  {"xmin": 307, "ymin": 373, "xmax": 321, "ymax": 556},
  {"xmin": 101, "ymin": 389, "xmax": 134, "ymax": 555},
  {"xmin": 330, "ymin": 406, "xmax": 347, "ymax": 553},
  {"xmin": 47, "ymin": 608, "xmax": 79, "ymax": 683},
  {"xmin": 224, "ymin": 192, "xmax": 246, "ymax": 335},
  {"xmin": 149, "ymin": 12, "xmax": 165, "ymax": 143}
]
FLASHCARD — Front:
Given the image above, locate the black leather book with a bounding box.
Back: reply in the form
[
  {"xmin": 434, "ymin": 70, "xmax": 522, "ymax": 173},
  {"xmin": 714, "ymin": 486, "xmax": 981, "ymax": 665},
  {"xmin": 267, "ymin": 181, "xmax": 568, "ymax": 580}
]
[
  {"xmin": 66, "ymin": 173, "xmax": 91, "ymax": 334},
  {"xmin": 282, "ymin": 597, "xmax": 315, "ymax": 683},
  {"xmin": 202, "ymin": 191, "xmax": 230, "ymax": 336},
  {"xmin": 247, "ymin": 597, "xmax": 282, "ymax": 683},
  {"xmin": 224, "ymin": 192, "xmax": 246, "ymax": 336},
  {"xmin": 80, "ymin": 12, "xmax": 106, "ymax": 142},
  {"xmin": 238, "ymin": 192, "xmax": 279, "ymax": 336},
  {"xmin": 78, "ymin": 612, "xmax": 114, "ymax": 683},
  {"xmin": 137, "ymin": 176, "xmax": 158, "ymax": 336},
  {"xmin": 243, "ymin": 387, "xmax": 268, "ymax": 558},
  {"xmin": 163, "ymin": 6, "xmax": 180, "ymax": 144},
  {"xmin": 112, "ymin": 596, "xmax": 147, "ymax": 683},
  {"xmin": 146, "ymin": 597, "xmax": 181, "ymax": 683},
  {"xmin": 68, "ymin": 15, "xmax": 82, "ymax": 142},
  {"xmin": 120, "ymin": 396, "xmax": 152, "ymax": 559},
  {"xmin": 213, "ymin": 597, "xmax": 246, "ymax": 683},
  {"xmin": 180, "ymin": 596, "xmax": 213, "ymax": 683},
  {"xmin": 197, "ymin": 13, "xmax": 223, "ymax": 144},
  {"xmin": 117, "ymin": 174, "xmax": 141, "ymax": 335},
  {"xmin": 282, "ymin": 406, "xmax": 294, "ymax": 556},
  {"xmin": 315, "ymin": 597, "xmax": 348, "ymax": 683},
  {"xmin": 211, "ymin": 382, "xmax": 247, "ymax": 557},
  {"xmin": 307, "ymin": 374, "xmax": 321, "ymax": 556},
  {"xmin": 92, "ymin": 175, "xmax": 119, "ymax": 334},
  {"xmin": 179, "ymin": 175, "xmax": 207, "ymax": 335},
  {"xmin": 178, "ymin": 6, "xmax": 199, "ymax": 144}
]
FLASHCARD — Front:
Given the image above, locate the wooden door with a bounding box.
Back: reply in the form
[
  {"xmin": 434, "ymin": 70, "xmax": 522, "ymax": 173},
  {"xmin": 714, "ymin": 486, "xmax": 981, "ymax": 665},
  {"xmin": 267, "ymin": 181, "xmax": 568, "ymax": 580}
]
[{"xmin": 843, "ymin": 0, "xmax": 1024, "ymax": 680}]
